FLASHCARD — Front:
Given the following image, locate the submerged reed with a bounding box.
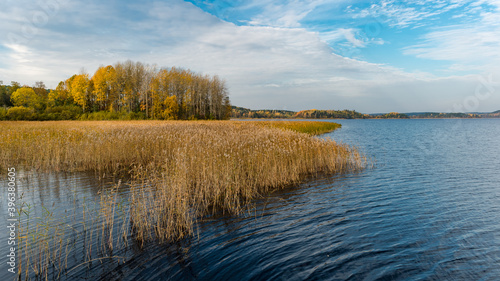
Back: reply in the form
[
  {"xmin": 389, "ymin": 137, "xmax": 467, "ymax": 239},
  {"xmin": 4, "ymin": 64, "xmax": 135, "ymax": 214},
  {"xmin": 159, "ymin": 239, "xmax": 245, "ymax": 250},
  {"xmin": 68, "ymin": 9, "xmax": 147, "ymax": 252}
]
[{"xmin": 2, "ymin": 120, "xmax": 364, "ymax": 250}]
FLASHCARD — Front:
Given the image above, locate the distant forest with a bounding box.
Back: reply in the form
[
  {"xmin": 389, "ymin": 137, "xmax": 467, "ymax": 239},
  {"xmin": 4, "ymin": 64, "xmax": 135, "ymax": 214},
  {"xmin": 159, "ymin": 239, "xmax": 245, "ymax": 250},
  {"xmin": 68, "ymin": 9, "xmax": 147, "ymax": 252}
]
[
  {"xmin": 405, "ymin": 112, "xmax": 480, "ymax": 118},
  {"xmin": 231, "ymin": 107, "xmax": 371, "ymax": 119},
  {"xmin": 484, "ymin": 110, "xmax": 500, "ymax": 118},
  {"xmin": 231, "ymin": 107, "xmax": 499, "ymax": 119},
  {"xmin": 0, "ymin": 60, "xmax": 231, "ymax": 121}
]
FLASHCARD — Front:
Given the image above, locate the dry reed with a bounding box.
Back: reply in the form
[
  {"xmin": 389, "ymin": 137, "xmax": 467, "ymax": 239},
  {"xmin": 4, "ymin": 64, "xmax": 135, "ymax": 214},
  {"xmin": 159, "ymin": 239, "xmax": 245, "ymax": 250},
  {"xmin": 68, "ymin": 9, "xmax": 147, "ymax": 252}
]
[
  {"xmin": 2, "ymin": 120, "xmax": 364, "ymax": 247},
  {"xmin": 253, "ymin": 120, "xmax": 341, "ymax": 135}
]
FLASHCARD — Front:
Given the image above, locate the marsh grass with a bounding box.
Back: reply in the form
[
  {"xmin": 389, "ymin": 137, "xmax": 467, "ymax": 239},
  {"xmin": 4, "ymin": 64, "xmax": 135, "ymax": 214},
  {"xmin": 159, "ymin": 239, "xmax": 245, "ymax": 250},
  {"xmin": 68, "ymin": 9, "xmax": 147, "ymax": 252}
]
[
  {"xmin": 254, "ymin": 120, "xmax": 341, "ymax": 135},
  {"xmin": 2, "ymin": 120, "xmax": 364, "ymax": 279},
  {"xmin": 17, "ymin": 201, "xmax": 71, "ymax": 280},
  {"xmin": 15, "ymin": 179, "xmax": 128, "ymax": 281}
]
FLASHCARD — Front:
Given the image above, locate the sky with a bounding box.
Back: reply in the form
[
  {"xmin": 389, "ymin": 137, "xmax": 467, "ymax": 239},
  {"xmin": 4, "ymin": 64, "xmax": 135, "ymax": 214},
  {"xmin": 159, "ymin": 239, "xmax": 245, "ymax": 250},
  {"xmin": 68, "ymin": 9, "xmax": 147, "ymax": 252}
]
[{"xmin": 1, "ymin": 0, "xmax": 499, "ymax": 113}]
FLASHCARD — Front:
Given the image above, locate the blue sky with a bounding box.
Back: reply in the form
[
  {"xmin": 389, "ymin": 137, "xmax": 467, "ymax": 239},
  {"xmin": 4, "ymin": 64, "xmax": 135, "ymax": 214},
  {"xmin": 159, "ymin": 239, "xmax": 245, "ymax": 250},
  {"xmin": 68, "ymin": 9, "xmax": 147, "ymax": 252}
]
[{"xmin": 1, "ymin": 0, "xmax": 499, "ymax": 113}]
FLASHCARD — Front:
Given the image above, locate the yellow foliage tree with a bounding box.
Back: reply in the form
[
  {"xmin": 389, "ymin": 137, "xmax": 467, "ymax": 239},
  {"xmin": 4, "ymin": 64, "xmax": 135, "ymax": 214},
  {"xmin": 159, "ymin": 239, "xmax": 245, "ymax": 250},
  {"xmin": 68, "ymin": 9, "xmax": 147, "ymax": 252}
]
[
  {"xmin": 162, "ymin": 95, "xmax": 179, "ymax": 120},
  {"xmin": 11, "ymin": 87, "xmax": 43, "ymax": 110},
  {"xmin": 92, "ymin": 65, "xmax": 116, "ymax": 111},
  {"xmin": 51, "ymin": 61, "xmax": 231, "ymax": 119},
  {"xmin": 47, "ymin": 81, "xmax": 72, "ymax": 107},
  {"xmin": 70, "ymin": 74, "xmax": 90, "ymax": 112}
]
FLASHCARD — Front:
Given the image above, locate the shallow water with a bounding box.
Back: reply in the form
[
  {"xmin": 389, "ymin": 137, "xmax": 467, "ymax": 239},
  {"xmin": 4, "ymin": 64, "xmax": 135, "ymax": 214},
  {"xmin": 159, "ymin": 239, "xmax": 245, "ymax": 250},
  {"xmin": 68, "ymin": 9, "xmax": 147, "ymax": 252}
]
[{"xmin": 1, "ymin": 119, "xmax": 500, "ymax": 280}]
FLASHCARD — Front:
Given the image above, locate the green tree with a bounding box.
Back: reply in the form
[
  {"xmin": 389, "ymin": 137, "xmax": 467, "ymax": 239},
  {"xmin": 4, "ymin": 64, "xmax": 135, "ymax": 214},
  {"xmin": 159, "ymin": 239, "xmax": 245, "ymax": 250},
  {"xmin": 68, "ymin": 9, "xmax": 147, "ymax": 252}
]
[
  {"xmin": 0, "ymin": 81, "xmax": 10, "ymax": 107},
  {"xmin": 0, "ymin": 82, "xmax": 19, "ymax": 107},
  {"xmin": 7, "ymin": 106, "xmax": 36, "ymax": 120},
  {"xmin": 11, "ymin": 87, "xmax": 43, "ymax": 110}
]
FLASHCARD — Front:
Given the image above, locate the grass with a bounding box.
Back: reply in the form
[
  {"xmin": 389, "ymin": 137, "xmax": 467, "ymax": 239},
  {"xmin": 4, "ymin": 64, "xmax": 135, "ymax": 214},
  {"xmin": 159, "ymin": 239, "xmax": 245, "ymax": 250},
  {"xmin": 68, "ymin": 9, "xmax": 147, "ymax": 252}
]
[
  {"xmin": 1, "ymin": 120, "xmax": 363, "ymax": 278},
  {"xmin": 0, "ymin": 120, "xmax": 349, "ymax": 173},
  {"xmin": 254, "ymin": 120, "xmax": 342, "ymax": 135}
]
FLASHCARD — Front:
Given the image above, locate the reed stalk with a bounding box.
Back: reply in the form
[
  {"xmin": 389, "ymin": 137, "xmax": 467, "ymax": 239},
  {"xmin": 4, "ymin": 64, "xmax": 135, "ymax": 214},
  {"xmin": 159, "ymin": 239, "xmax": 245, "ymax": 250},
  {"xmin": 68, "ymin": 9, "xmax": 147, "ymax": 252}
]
[{"xmin": 3, "ymin": 120, "xmax": 364, "ymax": 279}]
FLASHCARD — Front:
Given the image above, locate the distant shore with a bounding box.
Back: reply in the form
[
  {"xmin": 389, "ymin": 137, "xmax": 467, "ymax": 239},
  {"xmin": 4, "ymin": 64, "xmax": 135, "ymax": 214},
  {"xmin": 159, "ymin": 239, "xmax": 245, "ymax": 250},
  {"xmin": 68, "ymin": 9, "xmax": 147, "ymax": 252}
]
[{"xmin": 231, "ymin": 106, "xmax": 500, "ymax": 119}]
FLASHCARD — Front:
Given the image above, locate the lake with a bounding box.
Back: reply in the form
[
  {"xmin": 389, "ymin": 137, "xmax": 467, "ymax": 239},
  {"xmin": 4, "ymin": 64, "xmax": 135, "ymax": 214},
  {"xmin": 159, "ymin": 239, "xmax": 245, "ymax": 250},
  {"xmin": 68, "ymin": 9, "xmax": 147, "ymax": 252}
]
[{"xmin": 1, "ymin": 119, "xmax": 499, "ymax": 280}]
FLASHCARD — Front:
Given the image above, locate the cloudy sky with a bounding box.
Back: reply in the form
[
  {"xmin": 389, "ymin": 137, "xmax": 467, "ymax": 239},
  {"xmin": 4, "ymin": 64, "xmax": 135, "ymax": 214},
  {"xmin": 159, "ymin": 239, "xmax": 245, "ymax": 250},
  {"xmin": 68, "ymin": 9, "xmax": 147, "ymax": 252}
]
[{"xmin": 1, "ymin": 0, "xmax": 499, "ymax": 113}]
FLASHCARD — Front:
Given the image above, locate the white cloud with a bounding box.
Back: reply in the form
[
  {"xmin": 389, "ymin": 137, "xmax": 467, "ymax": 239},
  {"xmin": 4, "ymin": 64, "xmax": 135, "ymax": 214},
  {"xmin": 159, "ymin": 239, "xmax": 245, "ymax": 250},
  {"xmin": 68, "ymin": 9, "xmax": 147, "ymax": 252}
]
[
  {"xmin": 0, "ymin": 0, "xmax": 498, "ymax": 113},
  {"xmin": 243, "ymin": 0, "xmax": 331, "ymax": 27},
  {"xmin": 321, "ymin": 28, "xmax": 366, "ymax": 47},
  {"xmin": 403, "ymin": 1, "xmax": 500, "ymax": 73},
  {"xmin": 347, "ymin": 0, "xmax": 472, "ymax": 28},
  {"xmin": 4, "ymin": 44, "xmax": 32, "ymax": 63}
]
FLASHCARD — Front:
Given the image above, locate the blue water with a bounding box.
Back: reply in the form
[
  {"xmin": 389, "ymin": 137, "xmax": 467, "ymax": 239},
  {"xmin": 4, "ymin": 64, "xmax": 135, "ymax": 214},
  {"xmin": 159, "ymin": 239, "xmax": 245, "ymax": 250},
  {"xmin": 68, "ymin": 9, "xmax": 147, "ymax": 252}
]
[
  {"xmin": 159, "ymin": 119, "xmax": 500, "ymax": 281},
  {"xmin": 1, "ymin": 119, "xmax": 499, "ymax": 280}
]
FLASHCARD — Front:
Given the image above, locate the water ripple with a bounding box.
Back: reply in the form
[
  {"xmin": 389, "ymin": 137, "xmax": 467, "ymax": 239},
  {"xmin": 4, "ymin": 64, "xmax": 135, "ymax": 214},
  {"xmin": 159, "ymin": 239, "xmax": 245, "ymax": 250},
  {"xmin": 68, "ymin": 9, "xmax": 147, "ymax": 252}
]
[{"xmin": 2, "ymin": 119, "xmax": 499, "ymax": 280}]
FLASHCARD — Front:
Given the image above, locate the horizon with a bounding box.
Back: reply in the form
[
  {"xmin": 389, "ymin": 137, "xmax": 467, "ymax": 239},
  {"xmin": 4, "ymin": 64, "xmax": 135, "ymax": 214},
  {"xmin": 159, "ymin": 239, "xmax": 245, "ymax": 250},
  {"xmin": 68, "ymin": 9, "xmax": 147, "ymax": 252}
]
[
  {"xmin": 1, "ymin": 0, "xmax": 500, "ymax": 114},
  {"xmin": 231, "ymin": 105, "xmax": 500, "ymax": 115}
]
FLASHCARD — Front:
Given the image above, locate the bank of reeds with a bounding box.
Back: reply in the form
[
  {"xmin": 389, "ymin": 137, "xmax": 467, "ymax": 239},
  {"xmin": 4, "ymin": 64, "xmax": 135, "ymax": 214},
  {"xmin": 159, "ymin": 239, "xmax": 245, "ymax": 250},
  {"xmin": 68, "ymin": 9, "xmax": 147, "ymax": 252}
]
[
  {"xmin": 253, "ymin": 120, "xmax": 341, "ymax": 135},
  {"xmin": 1, "ymin": 121, "xmax": 364, "ymax": 245}
]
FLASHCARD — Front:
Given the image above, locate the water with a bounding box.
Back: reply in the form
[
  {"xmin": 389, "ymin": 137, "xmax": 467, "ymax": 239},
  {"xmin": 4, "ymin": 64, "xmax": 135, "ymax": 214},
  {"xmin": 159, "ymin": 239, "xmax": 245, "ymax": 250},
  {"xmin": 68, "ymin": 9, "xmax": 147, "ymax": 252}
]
[{"xmin": 1, "ymin": 119, "xmax": 500, "ymax": 280}]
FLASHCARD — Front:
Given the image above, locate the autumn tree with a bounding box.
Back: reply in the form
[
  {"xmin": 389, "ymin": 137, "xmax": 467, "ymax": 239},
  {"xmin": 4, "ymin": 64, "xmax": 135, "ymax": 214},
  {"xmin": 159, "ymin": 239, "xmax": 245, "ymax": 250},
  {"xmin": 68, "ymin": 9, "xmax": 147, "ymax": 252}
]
[
  {"xmin": 113, "ymin": 60, "xmax": 147, "ymax": 112},
  {"xmin": 139, "ymin": 64, "xmax": 157, "ymax": 118},
  {"xmin": 48, "ymin": 81, "xmax": 73, "ymax": 107},
  {"xmin": 149, "ymin": 72, "xmax": 164, "ymax": 119},
  {"xmin": 55, "ymin": 60, "xmax": 231, "ymax": 119},
  {"xmin": 162, "ymin": 95, "xmax": 179, "ymax": 120},
  {"xmin": 131, "ymin": 61, "xmax": 147, "ymax": 112},
  {"xmin": 10, "ymin": 81, "xmax": 21, "ymax": 94},
  {"xmin": 92, "ymin": 65, "xmax": 116, "ymax": 111},
  {"xmin": 70, "ymin": 74, "xmax": 91, "ymax": 112},
  {"xmin": 11, "ymin": 87, "xmax": 44, "ymax": 110},
  {"xmin": 33, "ymin": 81, "xmax": 48, "ymax": 99}
]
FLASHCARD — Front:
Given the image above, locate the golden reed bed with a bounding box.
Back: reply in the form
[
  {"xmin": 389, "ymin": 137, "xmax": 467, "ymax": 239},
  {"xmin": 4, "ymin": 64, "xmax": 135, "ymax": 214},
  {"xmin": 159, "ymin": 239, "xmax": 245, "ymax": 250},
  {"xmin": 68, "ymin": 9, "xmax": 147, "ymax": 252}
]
[{"xmin": 1, "ymin": 120, "xmax": 364, "ymax": 243}]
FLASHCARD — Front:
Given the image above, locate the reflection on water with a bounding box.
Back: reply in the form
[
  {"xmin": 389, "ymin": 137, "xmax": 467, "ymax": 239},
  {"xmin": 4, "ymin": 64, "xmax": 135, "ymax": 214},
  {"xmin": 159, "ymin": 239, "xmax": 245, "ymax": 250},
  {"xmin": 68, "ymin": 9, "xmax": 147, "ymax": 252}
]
[
  {"xmin": 1, "ymin": 119, "xmax": 500, "ymax": 280},
  {"xmin": 0, "ymin": 171, "xmax": 132, "ymax": 280}
]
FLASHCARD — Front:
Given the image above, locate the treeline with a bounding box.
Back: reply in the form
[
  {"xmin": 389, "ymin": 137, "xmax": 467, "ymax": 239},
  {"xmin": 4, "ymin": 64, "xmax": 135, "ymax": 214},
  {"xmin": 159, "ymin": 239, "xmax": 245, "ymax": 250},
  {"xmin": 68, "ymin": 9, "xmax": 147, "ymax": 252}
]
[
  {"xmin": 1, "ymin": 81, "xmax": 22, "ymax": 108},
  {"xmin": 0, "ymin": 60, "xmax": 231, "ymax": 121},
  {"xmin": 481, "ymin": 111, "xmax": 500, "ymax": 118},
  {"xmin": 231, "ymin": 107, "xmax": 369, "ymax": 119},
  {"xmin": 407, "ymin": 112, "xmax": 480, "ymax": 118},
  {"xmin": 372, "ymin": 112, "xmax": 409, "ymax": 119},
  {"xmin": 231, "ymin": 106, "xmax": 295, "ymax": 118},
  {"xmin": 230, "ymin": 106, "xmax": 500, "ymax": 119},
  {"xmin": 293, "ymin": 109, "xmax": 369, "ymax": 119}
]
